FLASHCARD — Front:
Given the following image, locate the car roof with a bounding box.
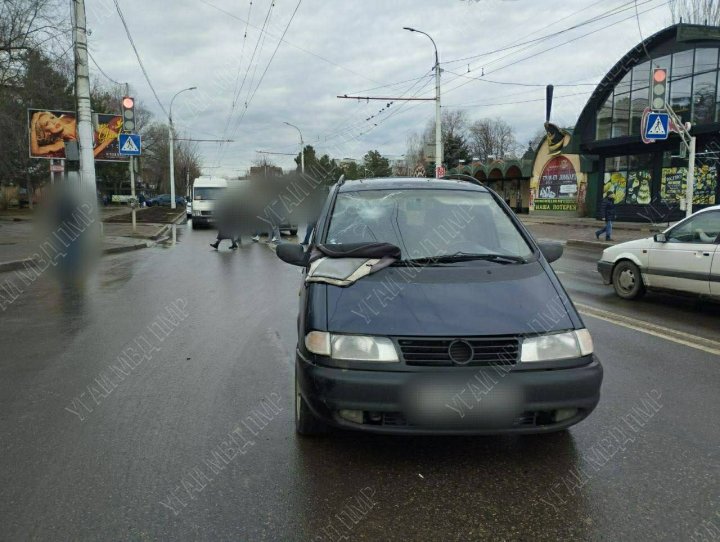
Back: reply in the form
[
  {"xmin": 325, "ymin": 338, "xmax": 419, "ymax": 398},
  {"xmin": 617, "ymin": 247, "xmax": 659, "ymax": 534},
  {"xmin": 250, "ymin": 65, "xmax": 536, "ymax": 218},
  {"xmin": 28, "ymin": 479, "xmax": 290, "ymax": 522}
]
[{"xmin": 337, "ymin": 177, "xmax": 488, "ymax": 193}]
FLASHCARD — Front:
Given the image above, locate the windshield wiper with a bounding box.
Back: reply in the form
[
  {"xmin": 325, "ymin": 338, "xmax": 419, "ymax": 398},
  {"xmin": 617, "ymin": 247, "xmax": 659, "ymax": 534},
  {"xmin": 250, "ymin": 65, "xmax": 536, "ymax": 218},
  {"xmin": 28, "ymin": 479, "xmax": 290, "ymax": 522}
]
[{"xmin": 394, "ymin": 252, "xmax": 527, "ymax": 266}]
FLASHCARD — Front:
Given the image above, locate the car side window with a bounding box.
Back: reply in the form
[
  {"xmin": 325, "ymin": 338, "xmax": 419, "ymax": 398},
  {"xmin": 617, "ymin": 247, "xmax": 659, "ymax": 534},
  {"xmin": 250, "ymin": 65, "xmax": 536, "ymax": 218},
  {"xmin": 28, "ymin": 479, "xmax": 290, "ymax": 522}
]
[{"xmin": 667, "ymin": 212, "xmax": 720, "ymax": 244}]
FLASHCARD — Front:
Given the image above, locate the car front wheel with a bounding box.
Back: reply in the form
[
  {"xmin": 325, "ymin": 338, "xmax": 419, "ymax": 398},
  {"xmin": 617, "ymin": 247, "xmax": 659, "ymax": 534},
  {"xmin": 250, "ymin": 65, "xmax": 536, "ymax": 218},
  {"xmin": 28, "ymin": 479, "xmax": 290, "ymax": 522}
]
[
  {"xmin": 295, "ymin": 370, "xmax": 328, "ymax": 436},
  {"xmin": 612, "ymin": 260, "xmax": 646, "ymax": 300}
]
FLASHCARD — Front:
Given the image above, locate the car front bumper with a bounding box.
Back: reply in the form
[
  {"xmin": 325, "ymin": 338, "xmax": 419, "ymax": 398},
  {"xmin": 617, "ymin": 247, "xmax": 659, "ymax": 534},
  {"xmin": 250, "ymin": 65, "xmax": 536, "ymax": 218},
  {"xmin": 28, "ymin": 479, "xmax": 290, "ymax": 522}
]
[
  {"xmin": 597, "ymin": 260, "xmax": 613, "ymax": 284},
  {"xmin": 297, "ymin": 352, "xmax": 603, "ymax": 435}
]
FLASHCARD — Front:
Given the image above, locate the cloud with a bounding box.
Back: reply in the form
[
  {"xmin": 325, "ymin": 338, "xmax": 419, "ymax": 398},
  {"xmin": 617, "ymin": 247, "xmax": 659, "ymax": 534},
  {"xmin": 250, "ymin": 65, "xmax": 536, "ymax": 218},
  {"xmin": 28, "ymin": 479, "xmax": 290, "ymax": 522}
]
[{"xmin": 86, "ymin": 0, "xmax": 670, "ymax": 175}]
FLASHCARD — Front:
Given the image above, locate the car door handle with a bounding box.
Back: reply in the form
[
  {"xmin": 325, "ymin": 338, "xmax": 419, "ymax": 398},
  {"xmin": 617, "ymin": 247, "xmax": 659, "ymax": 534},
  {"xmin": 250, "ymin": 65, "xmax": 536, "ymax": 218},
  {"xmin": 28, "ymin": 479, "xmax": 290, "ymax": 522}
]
[{"xmin": 702, "ymin": 252, "xmax": 711, "ymax": 256}]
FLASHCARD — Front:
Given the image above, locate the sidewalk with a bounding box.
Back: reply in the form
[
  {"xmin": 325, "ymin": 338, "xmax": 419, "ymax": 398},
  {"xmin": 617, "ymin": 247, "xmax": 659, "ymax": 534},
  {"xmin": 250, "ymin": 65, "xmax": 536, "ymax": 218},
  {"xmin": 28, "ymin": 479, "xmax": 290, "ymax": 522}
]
[
  {"xmin": 519, "ymin": 215, "xmax": 663, "ymax": 248},
  {"xmin": 0, "ymin": 208, "xmax": 176, "ymax": 273}
]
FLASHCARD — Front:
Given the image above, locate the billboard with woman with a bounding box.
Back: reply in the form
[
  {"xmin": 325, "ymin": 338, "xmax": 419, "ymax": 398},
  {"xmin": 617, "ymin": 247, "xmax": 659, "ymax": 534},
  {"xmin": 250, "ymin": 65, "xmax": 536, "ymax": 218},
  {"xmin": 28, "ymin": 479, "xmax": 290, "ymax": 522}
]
[{"xmin": 28, "ymin": 109, "xmax": 126, "ymax": 161}]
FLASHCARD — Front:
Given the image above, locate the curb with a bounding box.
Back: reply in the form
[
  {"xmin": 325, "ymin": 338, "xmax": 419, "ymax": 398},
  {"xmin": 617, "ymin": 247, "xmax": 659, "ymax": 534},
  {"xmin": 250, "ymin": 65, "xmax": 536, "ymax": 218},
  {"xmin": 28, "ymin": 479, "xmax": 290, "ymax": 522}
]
[
  {"xmin": 566, "ymin": 239, "xmax": 615, "ymax": 249},
  {"xmin": 102, "ymin": 241, "xmax": 153, "ymax": 255},
  {"xmin": 0, "ymin": 240, "xmax": 154, "ymax": 273},
  {"xmin": 150, "ymin": 224, "xmax": 171, "ymax": 241},
  {"xmin": 0, "ymin": 258, "xmax": 37, "ymax": 273},
  {"xmin": 521, "ymin": 220, "xmax": 661, "ymax": 232}
]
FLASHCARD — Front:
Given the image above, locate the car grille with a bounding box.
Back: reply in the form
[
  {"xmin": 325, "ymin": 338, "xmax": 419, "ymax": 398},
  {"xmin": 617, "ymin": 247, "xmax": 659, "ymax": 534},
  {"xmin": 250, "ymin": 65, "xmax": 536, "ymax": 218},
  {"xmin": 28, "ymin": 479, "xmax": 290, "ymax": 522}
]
[
  {"xmin": 397, "ymin": 336, "xmax": 519, "ymax": 366},
  {"xmin": 200, "ymin": 211, "xmax": 212, "ymax": 216}
]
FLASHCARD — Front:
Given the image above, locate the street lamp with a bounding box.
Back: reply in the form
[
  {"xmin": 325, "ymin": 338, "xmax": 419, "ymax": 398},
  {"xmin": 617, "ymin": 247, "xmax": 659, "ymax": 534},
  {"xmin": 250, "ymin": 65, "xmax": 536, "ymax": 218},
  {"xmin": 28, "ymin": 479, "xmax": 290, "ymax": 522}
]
[
  {"xmin": 404, "ymin": 27, "xmax": 442, "ymax": 177},
  {"xmin": 284, "ymin": 121, "xmax": 304, "ymax": 174},
  {"xmin": 168, "ymin": 86, "xmax": 197, "ymax": 209}
]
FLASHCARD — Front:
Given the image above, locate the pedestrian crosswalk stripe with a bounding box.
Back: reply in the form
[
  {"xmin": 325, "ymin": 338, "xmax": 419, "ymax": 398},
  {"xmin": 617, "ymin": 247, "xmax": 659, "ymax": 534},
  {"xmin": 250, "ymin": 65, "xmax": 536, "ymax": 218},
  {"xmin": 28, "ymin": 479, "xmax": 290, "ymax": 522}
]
[
  {"xmin": 648, "ymin": 117, "xmax": 667, "ymax": 136},
  {"xmin": 121, "ymin": 137, "xmax": 139, "ymax": 152}
]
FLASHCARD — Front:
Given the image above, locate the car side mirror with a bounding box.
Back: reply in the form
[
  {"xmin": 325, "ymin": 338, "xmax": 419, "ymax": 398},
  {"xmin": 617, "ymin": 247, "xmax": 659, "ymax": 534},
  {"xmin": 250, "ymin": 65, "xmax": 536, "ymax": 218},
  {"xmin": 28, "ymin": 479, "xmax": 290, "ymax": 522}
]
[
  {"xmin": 538, "ymin": 241, "xmax": 563, "ymax": 263},
  {"xmin": 276, "ymin": 242, "xmax": 307, "ymax": 266},
  {"xmin": 654, "ymin": 233, "xmax": 667, "ymax": 243}
]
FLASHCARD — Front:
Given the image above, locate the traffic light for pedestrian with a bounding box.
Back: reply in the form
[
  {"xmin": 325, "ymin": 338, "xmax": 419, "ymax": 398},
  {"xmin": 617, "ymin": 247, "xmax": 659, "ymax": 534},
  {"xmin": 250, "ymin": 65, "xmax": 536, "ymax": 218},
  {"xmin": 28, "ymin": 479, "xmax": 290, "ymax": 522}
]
[
  {"xmin": 122, "ymin": 96, "xmax": 135, "ymax": 133},
  {"xmin": 650, "ymin": 68, "xmax": 667, "ymax": 110}
]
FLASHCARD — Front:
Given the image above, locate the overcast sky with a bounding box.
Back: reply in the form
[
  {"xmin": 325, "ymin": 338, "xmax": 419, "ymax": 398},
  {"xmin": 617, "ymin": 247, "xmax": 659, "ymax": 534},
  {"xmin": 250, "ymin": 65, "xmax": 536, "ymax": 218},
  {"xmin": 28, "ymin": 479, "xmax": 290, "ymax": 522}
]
[{"xmin": 84, "ymin": 0, "xmax": 671, "ymax": 176}]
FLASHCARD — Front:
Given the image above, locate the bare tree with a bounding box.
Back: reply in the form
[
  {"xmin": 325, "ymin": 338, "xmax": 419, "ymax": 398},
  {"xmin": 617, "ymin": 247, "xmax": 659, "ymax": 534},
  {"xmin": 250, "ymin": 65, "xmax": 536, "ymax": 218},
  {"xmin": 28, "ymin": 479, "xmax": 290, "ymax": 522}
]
[
  {"xmin": 669, "ymin": 0, "xmax": 720, "ymax": 24},
  {"xmin": 0, "ymin": 0, "xmax": 69, "ymax": 87},
  {"xmin": 468, "ymin": 117, "xmax": 519, "ymax": 161}
]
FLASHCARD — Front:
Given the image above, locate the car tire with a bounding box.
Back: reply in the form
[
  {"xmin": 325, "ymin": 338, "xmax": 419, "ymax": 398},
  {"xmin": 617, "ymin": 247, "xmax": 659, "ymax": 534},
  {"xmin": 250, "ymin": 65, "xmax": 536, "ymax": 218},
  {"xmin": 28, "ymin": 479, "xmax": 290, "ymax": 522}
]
[
  {"xmin": 191, "ymin": 221, "xmax": 200, "ymax": 230},
  {"xmin": 295, "ymin": 370, "xmax": 329, "ymax": 436},
  {"xmin": 612, "ymin": 260, "xmax": 646, "ymax": 300},
  {"xmin": 289, "ymin": 228, "xmax": 298, "ymax": 236}
]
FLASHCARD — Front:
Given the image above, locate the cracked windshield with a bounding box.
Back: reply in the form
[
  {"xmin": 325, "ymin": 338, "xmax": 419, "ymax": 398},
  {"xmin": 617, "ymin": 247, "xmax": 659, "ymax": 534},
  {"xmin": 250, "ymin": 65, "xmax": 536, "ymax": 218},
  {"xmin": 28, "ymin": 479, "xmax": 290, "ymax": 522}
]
[{"xmin": 1, "ymin": 0, "xmax": 718, "ymax": 540}]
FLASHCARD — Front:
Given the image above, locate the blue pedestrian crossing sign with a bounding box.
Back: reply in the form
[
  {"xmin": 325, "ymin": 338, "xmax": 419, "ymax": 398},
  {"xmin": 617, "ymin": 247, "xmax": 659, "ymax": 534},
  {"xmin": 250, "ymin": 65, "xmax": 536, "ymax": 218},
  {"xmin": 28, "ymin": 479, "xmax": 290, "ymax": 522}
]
[
  {"xmin": 118, "ymin": 133, "xmax": 142, "ymax": 156},
  {"xmin": 644, "ymin": 112, "xmax": 670, "ymax": 140}
]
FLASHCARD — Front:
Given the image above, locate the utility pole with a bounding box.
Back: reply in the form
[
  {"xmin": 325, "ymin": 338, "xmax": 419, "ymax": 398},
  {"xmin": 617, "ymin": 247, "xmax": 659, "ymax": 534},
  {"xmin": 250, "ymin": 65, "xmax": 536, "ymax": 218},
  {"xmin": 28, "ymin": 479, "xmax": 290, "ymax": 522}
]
[
  {"xmin": 72, "ymin": 0, "xmax": 97, "ymax": 194},
  {"xmin": 284, "ymin": 122, "xmax": 305, "ymax": 174},
  {"xmin": 404, "ymin": 27, "xmax": 443, "ymax": 177},
  {"xmin": 168, "ymin": 87, "xmax": 197, "ymax": 209}
]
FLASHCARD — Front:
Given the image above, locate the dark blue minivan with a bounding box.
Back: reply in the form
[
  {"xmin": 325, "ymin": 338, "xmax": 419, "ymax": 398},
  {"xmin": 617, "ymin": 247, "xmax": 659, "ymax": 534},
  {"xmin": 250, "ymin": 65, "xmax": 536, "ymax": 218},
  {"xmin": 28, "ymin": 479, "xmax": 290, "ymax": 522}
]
[{"xmin": 277, "ymin": 177, "xmax": 602, "ymax": 436}]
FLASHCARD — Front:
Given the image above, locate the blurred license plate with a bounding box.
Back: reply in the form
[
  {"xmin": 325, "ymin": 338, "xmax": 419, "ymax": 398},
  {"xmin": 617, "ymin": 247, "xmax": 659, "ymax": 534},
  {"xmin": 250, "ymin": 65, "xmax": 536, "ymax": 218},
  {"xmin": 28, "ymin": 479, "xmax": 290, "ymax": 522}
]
[{"xmin": 401, "ymin": 374, "xmax": 523, "ymax": 428}]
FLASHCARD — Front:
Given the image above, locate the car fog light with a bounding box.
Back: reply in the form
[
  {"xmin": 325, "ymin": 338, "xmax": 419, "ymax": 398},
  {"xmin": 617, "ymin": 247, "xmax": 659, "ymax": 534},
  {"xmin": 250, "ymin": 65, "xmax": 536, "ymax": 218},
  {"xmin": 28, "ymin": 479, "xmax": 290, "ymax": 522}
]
[
  {"xmin": 554, "ymin": 408, "xmax": 578, "ymax": 422},
  {"xmin": 338, "ymin": 409, "xmax": 364, "ymax": 424}
]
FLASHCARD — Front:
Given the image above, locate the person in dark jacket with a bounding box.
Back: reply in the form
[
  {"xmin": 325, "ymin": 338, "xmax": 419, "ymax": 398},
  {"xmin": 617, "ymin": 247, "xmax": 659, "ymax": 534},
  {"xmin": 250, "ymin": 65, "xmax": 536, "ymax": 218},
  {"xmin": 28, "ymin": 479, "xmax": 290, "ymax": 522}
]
[
  {"xmin": 210, "ymin": 195, "xmax": 240, "ymax": 250},
  {"xmin": 595, "ymin": 192, "xmax": 616, "ymax": 241}
]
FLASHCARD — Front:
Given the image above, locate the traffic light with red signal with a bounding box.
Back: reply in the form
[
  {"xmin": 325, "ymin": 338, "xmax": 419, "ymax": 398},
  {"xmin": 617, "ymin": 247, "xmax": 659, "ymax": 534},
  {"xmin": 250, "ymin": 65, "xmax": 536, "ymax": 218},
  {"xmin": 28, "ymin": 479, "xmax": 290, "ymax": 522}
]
[
  {"xmin": 650, "ymin": 68, "xmax": 667, "ymax": 111},
  {"xmin": 121, "ymin": 96, "xmax": 135, "ymax": 132}
]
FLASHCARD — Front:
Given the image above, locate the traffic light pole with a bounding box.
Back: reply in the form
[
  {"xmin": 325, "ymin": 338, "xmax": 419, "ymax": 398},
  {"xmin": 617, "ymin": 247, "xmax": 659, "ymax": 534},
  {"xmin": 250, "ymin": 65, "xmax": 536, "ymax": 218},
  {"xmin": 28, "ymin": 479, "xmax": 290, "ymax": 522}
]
[
  {"xmin": 650, "ymin": 68, "xmax": 695, "ymax": 217},
  {"xmin": 663, "ymin": 105, "xmax": 696, "ymax": 217},
  {"xmin": 130, "ymin": 156, "xmax": 136, "ymax": 232}
]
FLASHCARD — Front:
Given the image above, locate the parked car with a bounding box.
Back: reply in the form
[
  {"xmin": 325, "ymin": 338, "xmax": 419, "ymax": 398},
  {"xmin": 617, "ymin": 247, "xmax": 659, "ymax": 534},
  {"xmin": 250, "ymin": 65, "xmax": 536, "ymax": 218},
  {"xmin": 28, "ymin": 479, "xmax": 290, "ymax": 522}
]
[
  {"xmin": 186, "ymin": 200, "xmax": 192, "ymax": 218},
  {"xmin": 275, "ymin": 176, "xmax": 602, "ymax": 436},
  {"xmin": 597, "ymin": 205, "xmax": 720, "ymax": 300},
  {"xmin": 147, "ymin": 194, "xmax": 186, "ymax": 207}
]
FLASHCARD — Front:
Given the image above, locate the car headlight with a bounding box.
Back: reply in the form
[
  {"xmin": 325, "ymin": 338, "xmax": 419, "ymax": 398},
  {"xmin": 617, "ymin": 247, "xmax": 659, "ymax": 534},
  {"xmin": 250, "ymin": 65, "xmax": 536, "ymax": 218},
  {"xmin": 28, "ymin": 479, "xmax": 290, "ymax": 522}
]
[
  {"xmin": 521, "ymin": 329, "xmax": 593, "ymax": 363},
  {"xmin": 305, "ymin": 331, "xmax": 398, "ymax": 362}
]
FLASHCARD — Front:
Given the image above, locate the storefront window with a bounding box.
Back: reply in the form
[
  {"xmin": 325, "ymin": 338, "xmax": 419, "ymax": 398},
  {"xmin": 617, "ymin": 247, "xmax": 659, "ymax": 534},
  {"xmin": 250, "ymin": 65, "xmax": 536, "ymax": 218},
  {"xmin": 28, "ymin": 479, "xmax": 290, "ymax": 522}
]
[
  {"xmin": 670, "ymin": 50, "xmax": 694, "ymax": 123},
  {"xmin": 603, "ymin": 156, "xmax": 628, "ymax": 202},
  {"xmin": 694, "ymin": 48, "xmax": 718, "ymax": 75},
  {"xmin": 595, "ymin": 49, "xmax": 720, "ymax": 143},
  {"xmin": 626, "ymin": 154, "xmax": 653, "ymax": 205},
  {"xmin": 597, "ymin": 94, "xmax": 613, "ymax": 140},
  {"xmin": 693, "ymin": 70, "xmax": 716, "ymax": 124},
  {"xmin": 632, "ymin": 61, "xmax": 651, "ymax": 92},
  {"xmin": 630, "ymin": 61, "xmax": 651, "ymax": 135},
  {"xmin": 616, "ymin": 71, "xmax": 632, "ymax": 95},
  {"xmin": 660, "ymin": 154, "xmax": 718, "ymax": 206},
  {"xmin": 611, "ymin": 92, "xmax": 630, "ymax": 137}
]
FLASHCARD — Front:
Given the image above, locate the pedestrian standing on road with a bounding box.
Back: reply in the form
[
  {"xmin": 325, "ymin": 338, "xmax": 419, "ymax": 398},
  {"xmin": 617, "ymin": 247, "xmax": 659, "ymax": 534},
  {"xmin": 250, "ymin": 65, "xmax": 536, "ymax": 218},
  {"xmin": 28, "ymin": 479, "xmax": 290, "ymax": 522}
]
[
  {"xmin": 596, "ymin": 192, "xmax": 616, "ymax": 241},
  {"xmin": 210, "ymin": 196, "xmax": 239, "ymax": 250}
]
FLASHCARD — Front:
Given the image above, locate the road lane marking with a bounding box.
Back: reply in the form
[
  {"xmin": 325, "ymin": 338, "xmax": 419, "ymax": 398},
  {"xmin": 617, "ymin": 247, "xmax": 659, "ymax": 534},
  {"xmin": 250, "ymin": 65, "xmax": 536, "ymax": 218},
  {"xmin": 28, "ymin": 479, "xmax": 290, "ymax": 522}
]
[{"xmin": 576, "ymin": 302, "xmax": 720, "ymax": 357}]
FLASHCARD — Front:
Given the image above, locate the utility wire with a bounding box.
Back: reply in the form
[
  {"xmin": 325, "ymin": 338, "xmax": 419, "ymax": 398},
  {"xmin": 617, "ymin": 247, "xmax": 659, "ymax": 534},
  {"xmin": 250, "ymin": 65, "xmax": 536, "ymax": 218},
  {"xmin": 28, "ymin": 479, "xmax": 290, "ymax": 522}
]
[
  {"xmin": 199, "ymin": 0, "xmax": 381, "ymax": 84},
  {"xmin": 442, "ymin": 69, "xmax": 599, "ymax": 88},
  {"xmin": 442, "ymin": 0, "xmax": 658, "ymax": 65},
  {"xmin": 215, "ymin": 0, "xmax": 277, "ymax": 164},
  {"xmin": 112, "ymin": 0, "xmax": 168, "ymax": 118},
  {"xmin": 88, "ymin": 51, "xmax": 123, "ymax": 86},
  {"xmin": 634, "ymin": 0, "xmax": 654, "ymax": 63},
  {"xmin": 438, "ymin": 0, "xmax": 670, "ymax": 100},
  {"xmin": 219, "ymin": 0, "xmax": 303, "ymax": 165}
]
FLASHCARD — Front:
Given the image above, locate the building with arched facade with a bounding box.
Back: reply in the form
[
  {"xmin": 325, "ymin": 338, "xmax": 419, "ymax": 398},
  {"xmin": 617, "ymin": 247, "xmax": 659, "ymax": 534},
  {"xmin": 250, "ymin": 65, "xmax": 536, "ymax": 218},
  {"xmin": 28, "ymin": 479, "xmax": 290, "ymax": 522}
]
[
  {"xmin": 450, "ymin": 23, "xmax": 720, "ymax": 221},
  {"xmin": 569, "ymin": 23, "xmax": 720, "ymax": 221},
  {"xmin": 449, "ymin": 158, "xmax": 532, "ymax": 213}
]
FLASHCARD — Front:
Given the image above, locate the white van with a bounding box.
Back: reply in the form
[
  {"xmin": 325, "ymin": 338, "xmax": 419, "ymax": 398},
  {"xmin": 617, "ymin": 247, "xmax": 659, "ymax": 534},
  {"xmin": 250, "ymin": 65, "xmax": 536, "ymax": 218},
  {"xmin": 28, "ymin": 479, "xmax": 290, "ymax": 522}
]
[{"xmin": 190, "ymin": 176, "xmax": 227, "ymax": 229}]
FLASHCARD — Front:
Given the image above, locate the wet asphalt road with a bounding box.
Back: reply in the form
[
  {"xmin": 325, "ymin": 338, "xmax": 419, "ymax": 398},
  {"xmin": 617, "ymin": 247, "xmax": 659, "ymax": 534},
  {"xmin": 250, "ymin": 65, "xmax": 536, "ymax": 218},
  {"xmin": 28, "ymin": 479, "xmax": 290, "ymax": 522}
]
[{"xmin": 0, "ymin": 222, "xmax": 718, "ymax": 541}]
